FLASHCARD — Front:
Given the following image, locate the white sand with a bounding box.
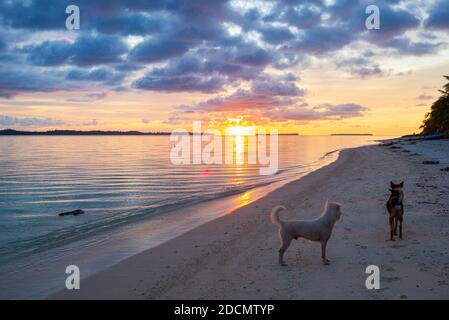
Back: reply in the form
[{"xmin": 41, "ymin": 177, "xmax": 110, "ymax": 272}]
[{"xmin": 53, "ymin": 141, "xmax": 449, "ymax": 299}]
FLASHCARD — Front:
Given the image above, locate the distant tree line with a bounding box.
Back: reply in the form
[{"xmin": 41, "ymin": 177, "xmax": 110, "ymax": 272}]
[{"xmin": 421, "ymin": 75, "xmax": 449, "ymax": 136}]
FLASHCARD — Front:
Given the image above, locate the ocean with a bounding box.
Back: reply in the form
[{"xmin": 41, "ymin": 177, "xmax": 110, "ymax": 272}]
[{"xmin": 0, "ymin": 135, "xmax": 389, "ymax": 298}]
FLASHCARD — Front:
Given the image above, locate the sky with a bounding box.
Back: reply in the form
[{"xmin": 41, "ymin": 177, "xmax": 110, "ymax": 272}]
[{"xmin": 0, "ymin": 0, "xmax": 448, "ymax": 135}]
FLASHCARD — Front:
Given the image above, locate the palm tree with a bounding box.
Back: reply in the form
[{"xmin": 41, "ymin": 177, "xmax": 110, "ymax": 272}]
[{"xmin": 421, "ymin": 75, "xmax": 449, "ymax": 136}]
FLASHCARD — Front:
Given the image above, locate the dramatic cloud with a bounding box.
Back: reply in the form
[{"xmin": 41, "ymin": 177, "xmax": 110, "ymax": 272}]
[
  {"xmin": 0, "ymin": 115, "xmax": 65, "ymax": 127},
  {"xmin": 133, "ymin": 74, "xmax": 226, "ymax": 93},
  {"xmin": 259, "ymin": 26, "xmax": 295, "ymax": 45},
  {"xmin": 385, "ymin": 37, "xmax": 445, "ymax": 55},
  {"xmin": 336, "ymin": 57, "xmax": 385, "ymax": 78},
  {"xmin": 129, "ymin": 37, "xmax": 193, "ymax": 64},
  {"xmin": 0, "ymin": 68, "xmax": 77, "ymax": 98},
  {"xmin": 263, "ymin": 103, "xmax": 368, "ymax": 121},
  {"xmin": 166, "ymin": 74, "xmax": 368, "ymax": 124},
  {"xmin": 92, "ymin": 13, "xmax": 164, "ymax": 36},
  {"xmin": 24, "ymin": 34, "xmax": 128, "ymax": 67},
  {"xmin": 0, "ymin": 34, "xmax": 7, "ymax": 52},
  {"xmin": 66, "ymin": 68, "xmax": 127, "ymax": 85},
  {"xmin": 0, "ymin": 0, "xmax": 446, "ymax": 128},
  {"xmin": 285, "ymin": 25, "xmax": 355, "ymax": 55},
  {"xmin": 425, "ymin": 0, "xmax": 449, "ymax": 30},
  {"xmin": 251, "ymin": 75, "xmax": 305, "ymax": 96},
  {"xmin": 25, "ymin": 40, "xmax": 72, "ymax": 66},
  {"xmin": 362, "ymin": 4, "xmax": 421, "ymax": 43}
]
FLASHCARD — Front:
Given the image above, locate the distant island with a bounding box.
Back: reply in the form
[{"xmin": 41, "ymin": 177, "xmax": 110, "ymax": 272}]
[
  {"xmin": 0, "ymin": 129, "xmax": 300, "ymax": 136},
  {"xmin": 331, "ymin": 133, "xmax": 373, "ymax": 136},
  {"xmin": 0, "ymin": 129, "xmax": 172, "ymax": 136}
]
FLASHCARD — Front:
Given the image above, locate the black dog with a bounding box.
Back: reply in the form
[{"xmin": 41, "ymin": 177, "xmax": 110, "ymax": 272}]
[{"xmin": 386, "ymin": 181, "xmax": 404, "ymax": 240}]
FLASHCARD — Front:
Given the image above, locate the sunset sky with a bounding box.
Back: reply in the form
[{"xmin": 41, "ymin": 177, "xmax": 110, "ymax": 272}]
[{"xmin": 0, "ymin": 0, "xmax": 448, "ymax": 135}]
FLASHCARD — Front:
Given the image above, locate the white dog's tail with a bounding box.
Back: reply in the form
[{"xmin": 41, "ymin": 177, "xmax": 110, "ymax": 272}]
[{"xmin": 270, "ymin": 205, "xmax": 286, "ymax": 227}]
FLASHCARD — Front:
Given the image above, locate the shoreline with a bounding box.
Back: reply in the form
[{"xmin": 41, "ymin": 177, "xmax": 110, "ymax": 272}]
[
  {"xmin": 48, "ymin": 148, "xmax": 349, "ymax": 299},
  {"xmin": 49, "ymin": 146, "xmax": 362, "ymax": 299},
  {"xmin": 53, "ymin": 140, "xmax": 449, "ymax": 299}
]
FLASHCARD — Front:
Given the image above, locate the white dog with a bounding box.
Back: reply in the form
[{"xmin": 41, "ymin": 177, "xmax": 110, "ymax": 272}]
[{"xmin": 270, "ymin": 200, "xmax": 342, "ymax": 266}]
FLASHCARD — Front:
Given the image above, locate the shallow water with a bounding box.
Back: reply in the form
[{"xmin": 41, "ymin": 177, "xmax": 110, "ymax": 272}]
[{"xmin": 0, "ymin": 135, "xmax": 389, "ymax": 263}]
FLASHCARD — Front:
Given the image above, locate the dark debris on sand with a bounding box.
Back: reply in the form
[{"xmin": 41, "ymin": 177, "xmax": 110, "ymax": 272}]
[{"xmin": 422, "ymin": 160, "xmax": 440, "ymax": 165}]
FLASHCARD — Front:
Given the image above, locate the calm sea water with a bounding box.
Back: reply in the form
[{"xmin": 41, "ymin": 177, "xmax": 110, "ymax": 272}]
[{"xmin": 0, "ymin": 135, "xmax": 387, "ymax": 266}]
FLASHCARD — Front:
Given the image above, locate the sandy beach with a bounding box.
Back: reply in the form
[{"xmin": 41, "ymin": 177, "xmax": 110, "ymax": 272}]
[{"xmin": 53, "ymin": 140, "xmax": 449, "ymax": 300}]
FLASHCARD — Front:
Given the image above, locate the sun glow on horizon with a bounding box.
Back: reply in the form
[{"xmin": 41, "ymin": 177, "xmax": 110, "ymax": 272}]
[{"xmin": 225, "ymin": 117, "xmax": 257, "ymax": 136}]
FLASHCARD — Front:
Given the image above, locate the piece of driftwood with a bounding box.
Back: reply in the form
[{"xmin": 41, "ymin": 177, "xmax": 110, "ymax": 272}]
[{"xmin": 58, "ymin": 209, "xmax": 85, "ymax": 216}]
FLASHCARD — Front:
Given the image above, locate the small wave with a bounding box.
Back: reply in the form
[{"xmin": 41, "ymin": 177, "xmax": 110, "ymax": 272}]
[
  {"xmin": 321, "ymin": 149, "xmax": 341, "ymax": 159},
  {"xmin": 0, "ymin": 147, "xmax": 344, "ymax": 265},
  {"xmin": 0, "ymin": 178, "xmax": 278, "ymax": 264}
]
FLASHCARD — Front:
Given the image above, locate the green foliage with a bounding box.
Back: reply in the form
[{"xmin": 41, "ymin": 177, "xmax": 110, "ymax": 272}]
[{"xmin": 421, "ymin": 76, "xmax": 449, "ymax": 135}]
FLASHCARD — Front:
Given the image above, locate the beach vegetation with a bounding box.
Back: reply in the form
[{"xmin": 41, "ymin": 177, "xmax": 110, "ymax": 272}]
[{"xmin": 421, "ymin": 75, "xmax": 449, "ymax": 136}]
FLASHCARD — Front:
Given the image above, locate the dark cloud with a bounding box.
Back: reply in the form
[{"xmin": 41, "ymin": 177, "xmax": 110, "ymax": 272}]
[
  {"xmin": 363, "ymin": 4, "xmax": 421, "ymax": 43},
  {"xmin": 0, "ymin": 0, "xmax": 446, "ymax": 99},
  {"xmin": 286, "ymin": 25, "xmax": 354, "ymax": 54},
  {"xmin": 234, "ymin": 47, "xmax": 273, "ymax": 67},
  {"xmin": 129, "ymin": 37, "xmax": 193, "ymax": 63},
  {"xmin": 385, "ymin": 37, "xmax": 445, "ymax": 55},
  {"xmin": 0, "ymin": 115, "xmax": 65, "ymax": 127},
  {"xmin": 0, "ymin": 34, "xmax": 7, "ymax": 52},
  {"xmin": 175, "ymin": 75, "xmax": 305, "ymax": 113},
  {"xmin": 336, "ymin": 57, "xmax": 385, "ymax": 78},
  {"xmin": 132, "ymin": 41, "xmax": 275, "ymax": 93},
  {"xmin": 0, "ymin": 68, "xmax": 76, "ymax": 98},
  {"xmin": 113, "ymin": 63, "xmax": 144, "ymax": 72},
  {"xmin": 282, "ymin": 6, "xmax": 322, "ymax": 29},
  {"xmin": 71, "ymin": 34, "xmax": 128, "ymax": 66},
  {"xmin": 92, "ymin": 13, "xmax": 163, "ymax": 36},
  {"xmin": 261, "ymin": 103, "xmax": 368, "ymax": 121},
  {"xmin": 132, "ymin": 74, "xmax": 225, "ymax": 93},
  {"xmin": 425, "ymin": 0, "xmax": 449, "ymax": 30},
  {"xmin": 66, "ymin": 68, "xmax": 126, "ymax": 84},
  {"xmin": 24, "ymin": 34, "xmax": 128, "ymax": 67},
  {"xmin": 259, "ymin": 26, "xmax": 295, "ymax": 45},
  {"xmin": 251, "ymin": 76, "xmax": 304, "ymax": 96},
  {"xmin": 0, "ymin": 0, "xmax": 69, "ymax": 30},
  {"xmin": 317, "ymin": 103, "xmax": 369, "ymax": 118},
  {"xmin": 25, "ymin": 40, "xmax": 72, "ymax": 66},
  {"xmin": 350, "ymin": 66, "xmax": 383, "ymax": 78}
]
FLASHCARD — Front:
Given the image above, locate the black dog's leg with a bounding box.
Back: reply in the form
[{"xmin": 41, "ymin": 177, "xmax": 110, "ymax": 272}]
[
  {"xmin": 389, "ymin": 216, "xmax": 395, "ymax": 241},
  {"xmin": 394, "ymin": 217, "xmax": 398, "ymax": 236}
]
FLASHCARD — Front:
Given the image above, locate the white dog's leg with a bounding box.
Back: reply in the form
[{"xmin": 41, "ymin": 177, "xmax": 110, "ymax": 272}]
[
  {"xmin": 279, "ymin": 231, "xmax": 292, "ymax": 266},
  {"xmin": 320, "ymin": 240, "xmax": 330, "ymax": 265}
]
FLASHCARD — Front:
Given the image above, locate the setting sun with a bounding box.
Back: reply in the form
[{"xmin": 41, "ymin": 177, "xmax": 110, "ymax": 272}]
[{"xmin": 226, "ymin": 118, "xmax": 256, "ymax": 136}]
